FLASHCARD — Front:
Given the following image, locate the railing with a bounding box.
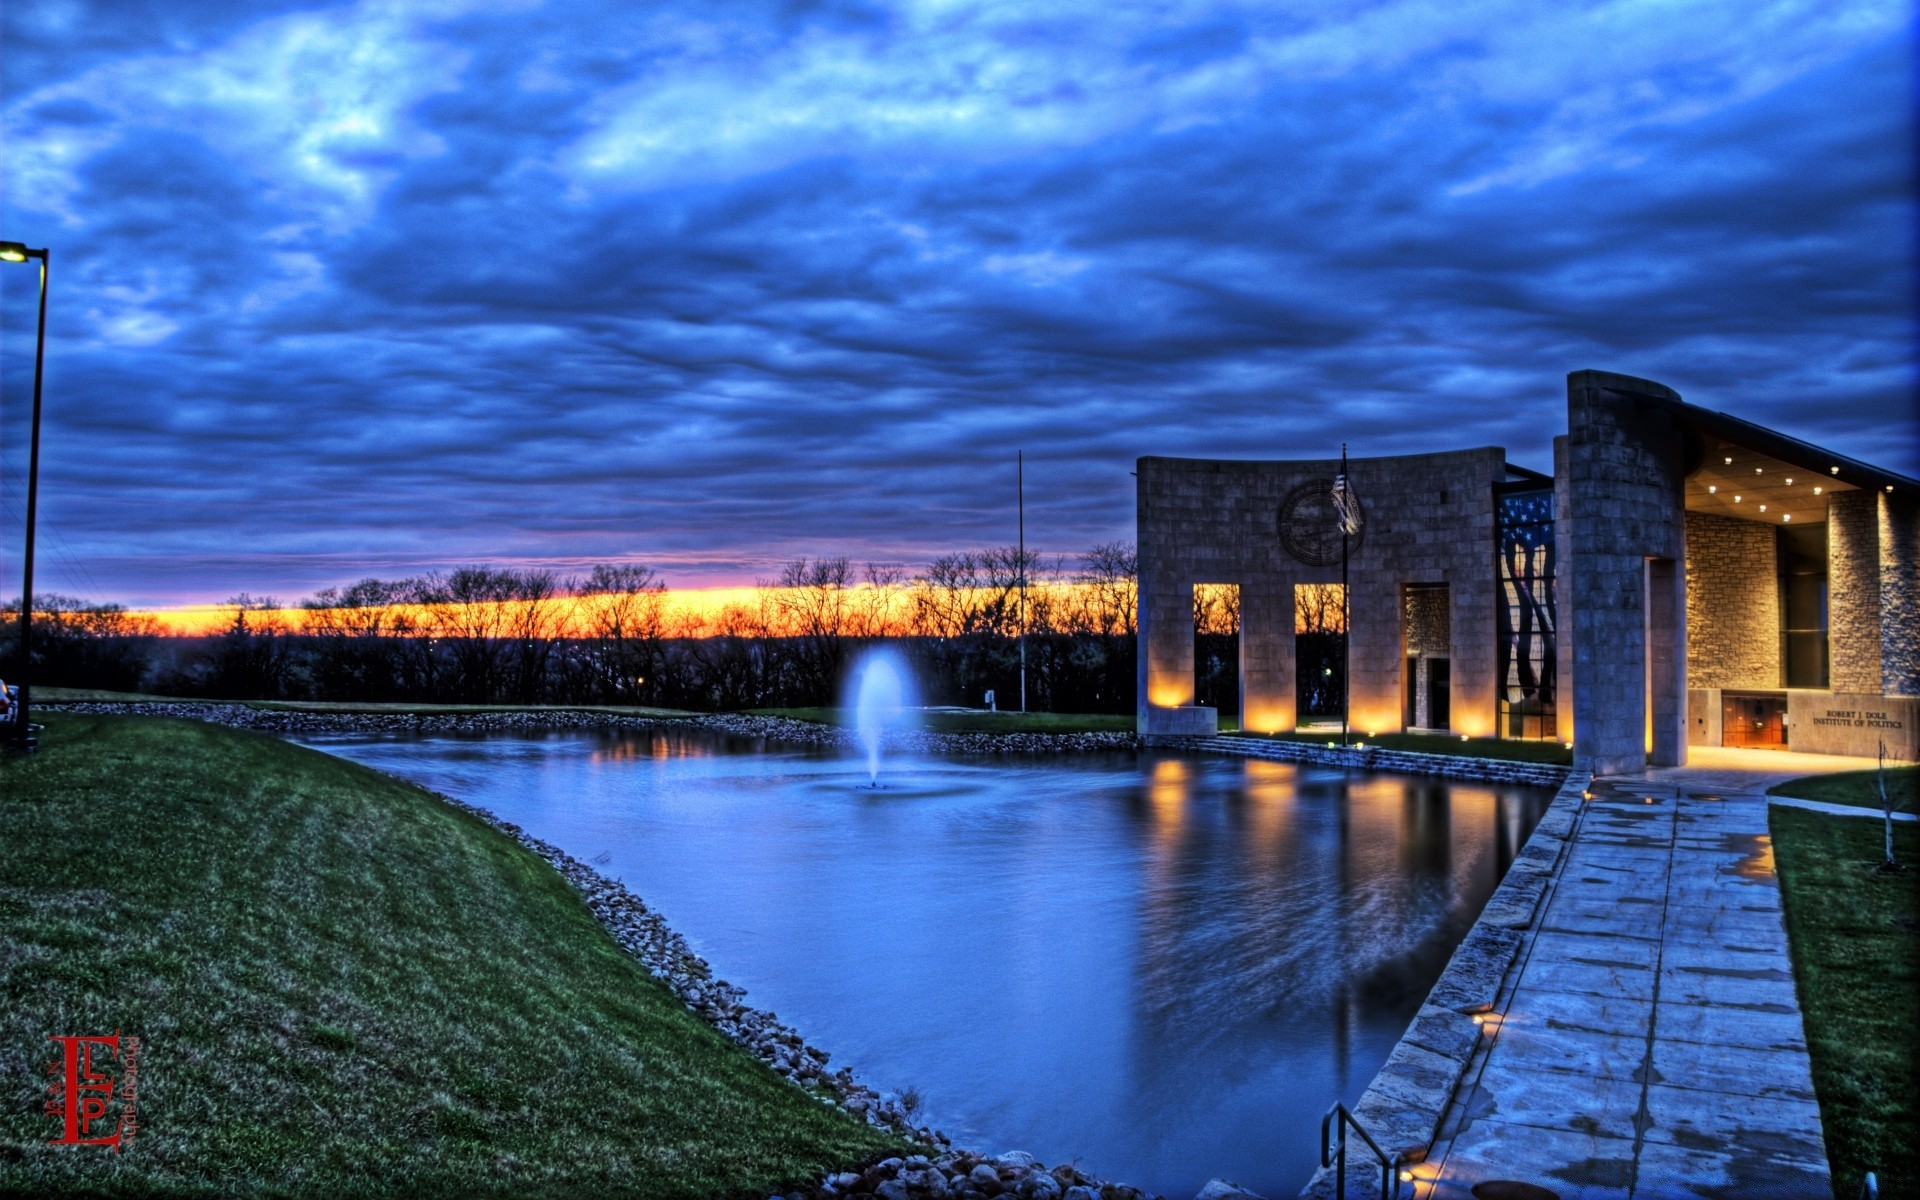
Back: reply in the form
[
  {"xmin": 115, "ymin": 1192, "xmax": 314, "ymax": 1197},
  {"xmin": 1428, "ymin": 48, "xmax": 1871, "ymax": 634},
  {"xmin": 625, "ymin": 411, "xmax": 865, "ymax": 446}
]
[{"xmin": 1320, "ymin": 1102, "xmax": 1402, "ymax": 1199}]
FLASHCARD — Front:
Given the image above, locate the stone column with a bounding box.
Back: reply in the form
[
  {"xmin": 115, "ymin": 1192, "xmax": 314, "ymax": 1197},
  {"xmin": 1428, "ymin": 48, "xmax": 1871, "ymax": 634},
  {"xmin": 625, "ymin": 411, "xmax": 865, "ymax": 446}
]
[
  {"xmin": 1554, "ymin": 436, "xmax": 1575, "ymax": 744},
  {"xmin": 1348, "ymin": 574, "xmax": 1406, "ymax": 735},
  {"xmin": 1647, "ymin": 556, "xmax": 1685, "ymax": 767},
  {"xmin": 1567, "ymin": 370, "xmax": 1689, "ymax": 775},
  {"xmin": 1882, "ymin": 492, "xmax": 1920, "ymax": 696},
  {"xmin": 1240, "ymin": 585, "xmax": 1294, "ymax": 732},
  {"xmin": 1828, "ymin": 489, "xmax": 1882, "ymax": 694}
]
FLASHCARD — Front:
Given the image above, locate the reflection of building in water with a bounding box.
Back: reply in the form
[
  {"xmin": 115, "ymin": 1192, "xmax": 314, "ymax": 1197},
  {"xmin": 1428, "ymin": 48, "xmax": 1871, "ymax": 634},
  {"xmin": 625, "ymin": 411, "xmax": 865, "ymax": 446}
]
[
  {"xmin": 1115, "ymin": 761, "xmax": 1549, "ymax": 1114},
  {"xmin": 1137, "ymin": 370, "xmax": 1920, "ymax": 771}
]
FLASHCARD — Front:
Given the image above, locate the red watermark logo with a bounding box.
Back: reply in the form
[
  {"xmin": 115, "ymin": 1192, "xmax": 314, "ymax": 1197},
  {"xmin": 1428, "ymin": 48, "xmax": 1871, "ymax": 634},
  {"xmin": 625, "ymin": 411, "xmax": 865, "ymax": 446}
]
[{"xmin": 46, "ymin": 1033, "xmax": 140, "ymax": 1150}]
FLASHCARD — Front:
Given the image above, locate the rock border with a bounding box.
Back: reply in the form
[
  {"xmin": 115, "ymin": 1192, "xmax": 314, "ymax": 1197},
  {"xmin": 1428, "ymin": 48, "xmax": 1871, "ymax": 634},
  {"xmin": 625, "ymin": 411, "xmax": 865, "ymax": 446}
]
[
  {"xmin": 1296, "ymin": 771, "xmax": 1591, "ymax": 1199},
  {"xmin": 56, "ymin": 701, "xmax": 1573, "ymax": 1200},
  {"xmin": 1166, "ymin": 735, "xmax": 1570, "ymax": 789},
  {"xmin": 48, "ymin": 702, "xmax": 1141, "ymax": 758},
  {"xmin": 52, "ymin": 701, "xmax": 1171, "ymax": 1200}
]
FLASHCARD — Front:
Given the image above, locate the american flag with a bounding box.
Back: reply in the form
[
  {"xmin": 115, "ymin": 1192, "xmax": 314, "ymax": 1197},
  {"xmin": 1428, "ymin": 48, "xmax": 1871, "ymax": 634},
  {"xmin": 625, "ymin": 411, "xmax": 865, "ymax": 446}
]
[{"xmin": 1332, "ymin": 470, "xmax": 1361, "ymax": 535}]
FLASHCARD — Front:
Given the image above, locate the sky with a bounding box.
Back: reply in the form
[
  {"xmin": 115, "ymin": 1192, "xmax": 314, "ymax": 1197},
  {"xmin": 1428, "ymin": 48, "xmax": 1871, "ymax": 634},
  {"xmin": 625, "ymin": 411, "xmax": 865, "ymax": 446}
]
[{"xmin": 0, "ymin": 0, "xmax": 1914, "ymax": 607}]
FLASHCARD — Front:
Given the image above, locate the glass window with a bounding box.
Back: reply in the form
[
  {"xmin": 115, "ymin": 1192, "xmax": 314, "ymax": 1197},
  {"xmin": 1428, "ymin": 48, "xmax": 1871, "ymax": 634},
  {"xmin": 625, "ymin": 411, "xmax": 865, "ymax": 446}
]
[{"xmin": 1496, "ymin": 486, "xmax": 1557, "ymax": 740}]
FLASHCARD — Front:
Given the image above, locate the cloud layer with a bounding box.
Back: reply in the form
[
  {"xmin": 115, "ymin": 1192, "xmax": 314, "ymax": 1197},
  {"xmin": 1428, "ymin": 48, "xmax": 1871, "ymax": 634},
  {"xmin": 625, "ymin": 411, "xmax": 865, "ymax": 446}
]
[{"xmin": 1, "ymin": 0, "xmax": 1913, "ymax": 604}]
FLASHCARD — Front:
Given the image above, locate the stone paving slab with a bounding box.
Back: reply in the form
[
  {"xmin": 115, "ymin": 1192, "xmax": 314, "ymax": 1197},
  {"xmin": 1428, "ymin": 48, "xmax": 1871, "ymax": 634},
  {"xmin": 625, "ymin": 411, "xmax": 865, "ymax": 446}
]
[
  {"xmin": 1631, "ymin": 1141, "xmax": 1830, "ymax": 1200},
  {"xmin": 1401, "ymin": 776, "xmax": 1831, "ymax": 1200}
]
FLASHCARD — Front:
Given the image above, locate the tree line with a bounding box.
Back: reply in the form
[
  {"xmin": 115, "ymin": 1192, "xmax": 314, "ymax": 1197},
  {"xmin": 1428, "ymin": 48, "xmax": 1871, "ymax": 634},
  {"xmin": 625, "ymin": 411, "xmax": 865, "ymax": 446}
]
[{"xmin": 0, "ymin": 543, "xmax": 1144, "ymax": 713}]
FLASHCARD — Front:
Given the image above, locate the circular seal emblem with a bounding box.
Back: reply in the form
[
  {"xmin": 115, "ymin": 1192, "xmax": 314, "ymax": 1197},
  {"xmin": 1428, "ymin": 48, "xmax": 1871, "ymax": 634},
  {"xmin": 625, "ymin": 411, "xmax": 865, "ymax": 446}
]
[{"xmin": 1278, "ymin": 479, "xmax": 1362, "ymax": 567}]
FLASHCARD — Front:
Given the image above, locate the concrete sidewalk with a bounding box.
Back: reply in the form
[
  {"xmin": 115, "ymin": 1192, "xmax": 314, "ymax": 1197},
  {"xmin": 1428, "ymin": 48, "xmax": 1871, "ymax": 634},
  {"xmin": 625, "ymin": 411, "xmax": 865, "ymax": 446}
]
[{"xmin": 1406, "ymin": 776, "xmax": 1830, "ymax": 1200}]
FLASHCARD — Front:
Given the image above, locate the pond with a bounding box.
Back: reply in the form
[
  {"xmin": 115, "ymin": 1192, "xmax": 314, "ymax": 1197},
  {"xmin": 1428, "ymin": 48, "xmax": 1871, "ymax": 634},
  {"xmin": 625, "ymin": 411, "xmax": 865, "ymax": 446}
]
[{"xmin": 300, "ymin": 727, "xmax": 1550, "ymax": 1198}]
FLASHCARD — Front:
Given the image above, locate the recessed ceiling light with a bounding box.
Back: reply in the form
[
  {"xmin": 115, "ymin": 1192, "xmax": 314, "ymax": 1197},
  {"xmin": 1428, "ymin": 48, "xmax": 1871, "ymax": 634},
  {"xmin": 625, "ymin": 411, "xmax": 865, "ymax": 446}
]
[
  {"xmin": 1735, "ymin": 495, "xmax": 1742, "ymax": 502},
  {"xmin": 1760, "ymin": 504, "xmax": 1768, "ymax": 512},
  {"xmin": 1814, "ymin": 486, "xmax": 1823, "ymax": 495},
  {"xmin": 1783, "ymin": 514, "xmax": 1792, "ymax": 522},
  {"xmin": 1832, "ymin": 466, "xmax": 1841, "ymax": 474},
  {"xmin": 1755, "ymin": 467, "xmax": 1763, "ymax": 474},
  {"xmin": 1725, "ymin": 457, "xmax": 1734, "ymax": 465},
  {"xmin": 1785, "ymin": 478, "xmax": 1793, "ymax": 485},
  {"xmin": 1708, "ymin": 485, "xmax": 1718, "ymax": 493}
]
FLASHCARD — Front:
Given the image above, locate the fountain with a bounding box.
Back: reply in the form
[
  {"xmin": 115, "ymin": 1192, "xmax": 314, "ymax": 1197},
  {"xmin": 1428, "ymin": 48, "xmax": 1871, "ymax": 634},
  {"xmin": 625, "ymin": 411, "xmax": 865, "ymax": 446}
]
[{"xmin": 848, "ymin": 647, "xmax": 917, "ymax": 786}]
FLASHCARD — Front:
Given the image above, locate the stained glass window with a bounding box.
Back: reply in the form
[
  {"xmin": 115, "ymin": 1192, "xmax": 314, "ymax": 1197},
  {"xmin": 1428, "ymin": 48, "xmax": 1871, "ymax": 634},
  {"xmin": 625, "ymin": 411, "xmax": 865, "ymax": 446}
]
[{"xmin": 1496, "ymin": 487, "xmax": 1557, "ymax": 740}]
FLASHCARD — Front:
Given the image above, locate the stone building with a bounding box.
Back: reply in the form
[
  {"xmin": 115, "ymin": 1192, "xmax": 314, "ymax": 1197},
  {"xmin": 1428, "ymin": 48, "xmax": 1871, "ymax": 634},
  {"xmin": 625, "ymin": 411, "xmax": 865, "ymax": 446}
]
[{"xmin": 1136, "ymin": 370, "xmax": 1919, "ymax": 774}]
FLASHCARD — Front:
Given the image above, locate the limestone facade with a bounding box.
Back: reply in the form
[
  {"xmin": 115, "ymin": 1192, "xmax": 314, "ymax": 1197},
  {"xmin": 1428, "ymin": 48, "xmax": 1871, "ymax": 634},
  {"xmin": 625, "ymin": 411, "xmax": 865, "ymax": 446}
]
[
  {"xmin": 1136, "ymin": 448, "xmax": 1505, "ymax": 738},
  {"xmin": 1136, "ymin": 369, "xmax": 1918, "ymax": 768},
  {"xmin": 1684, "ymin": 512, "xmax": 1780, "ymax": 690}
]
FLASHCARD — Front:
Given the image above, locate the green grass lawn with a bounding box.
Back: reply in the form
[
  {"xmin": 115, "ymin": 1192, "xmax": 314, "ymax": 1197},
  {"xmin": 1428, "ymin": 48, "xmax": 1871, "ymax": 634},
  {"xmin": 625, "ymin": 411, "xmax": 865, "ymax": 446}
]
[
  {"xmin": 33, "ymin": 689, "xmax": 700, "ymax": 718},
  {"xmin": 35, "ymin": 685, "xmax": 197, "ymax": 703},
  {"xmin": 1770, "ymin": 765, "xmax": 1920, "ymax": 812},
  {"xmin": 248, "ymin": 700, "xmax": 697, "ymax": 717},
  {"xmin": 0, "ymin": 713, "xmax": 901, "ymax": 1198},
  {"xmin": 750, "ymin": 706, "xmax": 1137, "ymax": 734},
  {"xmin": 1225, "ymin": 728, "xmax": 1574, "ymax": 765},
  {"xmin": 1771, "ymin": 807, "xmax": 1919, "ymax": 1200}
]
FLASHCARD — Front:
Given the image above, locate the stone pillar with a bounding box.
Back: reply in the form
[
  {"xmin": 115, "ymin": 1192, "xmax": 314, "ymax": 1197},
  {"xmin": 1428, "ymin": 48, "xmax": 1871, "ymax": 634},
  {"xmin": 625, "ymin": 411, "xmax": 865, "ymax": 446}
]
[
  {"xmin": 1567, "ymin": 370, "xmax": 1689, "ymax": 775},
  {"xmin": 1136, "ymin": 470, "xmax": 1198, "ymax": 731},
  {"xmin": 1647, "ymin": 556, "xmax": 1685, "ymax": 767},
  {"xmin": 1554, "ymin": 436, "xmax": 1575, "ymax": 744},
  {"xmin": 1829, "ymin": 489, "xmax": 1882, "ymax": 694},
  {"xmin": 1240, "ymin": 586, "xmax": 1294, "ymax": 732},
  {"xmin": 1882, "ymin": 492, "xmax": 1920, "ymax": 695},
  {"xmin": 1348, "ymin": 574, "xmax": 1406, "ymax": 736}
]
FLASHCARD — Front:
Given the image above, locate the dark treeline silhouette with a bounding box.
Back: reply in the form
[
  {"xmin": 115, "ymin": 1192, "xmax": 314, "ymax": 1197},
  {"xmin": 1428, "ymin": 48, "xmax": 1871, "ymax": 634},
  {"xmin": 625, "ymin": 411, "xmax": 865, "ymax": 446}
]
[{"xmin": 0, "ymin": 544, "xmax": 1141, "ymax": 714}]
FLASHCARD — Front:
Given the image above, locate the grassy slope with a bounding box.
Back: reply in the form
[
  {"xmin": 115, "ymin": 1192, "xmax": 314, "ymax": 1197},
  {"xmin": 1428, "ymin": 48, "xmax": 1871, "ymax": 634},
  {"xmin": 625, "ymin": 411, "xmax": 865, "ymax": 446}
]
[
  {"xmin": 751, "ymin": 706, "xmax": 1135, "ymax": 734},
  {"xmin": 1227, "ymin": 729, "xmax": 1573, "ymax": 765},
  {"xmin": 34, "ymin": 685, "xmax": 194, "ymax": 703},
  {"xmin": 248, "ymin": 700, "xmax": 696, "ymax": 717},
  {"xmin": 1770, "ymin": 807, "xmax": 1919, "ymax": 1200},
  {"xmin": 1769, "ymin": 765, "xmax": 1920, "ymax": 812},
  {"xmin": 32, "ymin": 688, "xmax": 699, "ymax": 717},
  {"xmin": 0, "ymin": 713, "xmax": 900, "ymax": 1198}
]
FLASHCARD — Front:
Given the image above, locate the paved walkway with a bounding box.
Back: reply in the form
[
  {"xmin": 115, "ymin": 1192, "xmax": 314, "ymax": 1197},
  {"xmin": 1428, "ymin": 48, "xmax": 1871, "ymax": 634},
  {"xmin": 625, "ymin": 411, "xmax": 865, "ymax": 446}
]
[{"xmin": 1408, "ymin": 766, "xmax": 1842, "ymax": 1200}]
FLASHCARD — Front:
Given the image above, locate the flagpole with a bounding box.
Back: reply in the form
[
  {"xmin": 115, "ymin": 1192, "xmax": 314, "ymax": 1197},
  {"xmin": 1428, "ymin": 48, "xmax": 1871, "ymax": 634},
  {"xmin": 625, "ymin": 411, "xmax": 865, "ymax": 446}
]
[
  {"xmin": 1340, "ymin": 443, "xmax": 1350, "ymax": 747},
  {"xmin": 1019, "ymin": 450, "xmax": 1027, "ymax": 714}
]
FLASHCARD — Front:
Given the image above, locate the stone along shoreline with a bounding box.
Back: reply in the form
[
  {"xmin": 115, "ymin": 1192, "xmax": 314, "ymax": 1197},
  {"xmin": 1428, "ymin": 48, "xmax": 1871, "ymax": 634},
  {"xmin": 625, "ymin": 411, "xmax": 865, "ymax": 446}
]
[
  {"xmin": 60, "ymin": 701, "xmax": 1566, "ymax": 1200},
  {"xmin": 58, "ymin": 702, "xmax": 1210, "ymax": 1200}
]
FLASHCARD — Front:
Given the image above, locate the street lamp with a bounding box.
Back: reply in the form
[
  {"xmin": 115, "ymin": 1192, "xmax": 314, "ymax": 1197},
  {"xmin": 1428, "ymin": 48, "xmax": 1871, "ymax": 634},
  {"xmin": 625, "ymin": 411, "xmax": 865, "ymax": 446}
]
[{"xmin": 1, "ymin": 239, "xmax": 49, "ymax": 752}]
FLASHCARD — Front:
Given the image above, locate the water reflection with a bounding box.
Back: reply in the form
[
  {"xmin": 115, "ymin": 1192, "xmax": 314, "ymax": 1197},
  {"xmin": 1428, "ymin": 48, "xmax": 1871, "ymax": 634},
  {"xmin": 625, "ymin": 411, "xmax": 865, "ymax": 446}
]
[{"xmin": 300, "ymin": 728, "xmax": 1549, "ymax": 1198}]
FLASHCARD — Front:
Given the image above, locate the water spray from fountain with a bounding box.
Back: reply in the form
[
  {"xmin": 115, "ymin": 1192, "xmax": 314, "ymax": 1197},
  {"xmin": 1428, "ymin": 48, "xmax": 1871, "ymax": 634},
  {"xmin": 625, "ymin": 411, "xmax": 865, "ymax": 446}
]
[{"xmin": 847, "ymin": 647, "xmax": 918, "ymax": 787}]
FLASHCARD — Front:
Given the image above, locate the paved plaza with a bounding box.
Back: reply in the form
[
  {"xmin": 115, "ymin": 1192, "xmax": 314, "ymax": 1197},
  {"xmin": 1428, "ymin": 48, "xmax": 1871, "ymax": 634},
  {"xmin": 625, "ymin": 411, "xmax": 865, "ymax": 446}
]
[{"xmin": 1406, "ymin": 748, "xmax": 1879, "ymax": 1200}]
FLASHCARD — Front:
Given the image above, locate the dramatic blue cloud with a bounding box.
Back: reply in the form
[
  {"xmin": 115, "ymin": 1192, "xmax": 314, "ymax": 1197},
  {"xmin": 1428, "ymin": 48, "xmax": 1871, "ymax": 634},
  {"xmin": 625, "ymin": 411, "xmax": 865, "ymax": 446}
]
[{"xmin": 0, "ymin": 0, "xmax": 1912, "ymax": 604}]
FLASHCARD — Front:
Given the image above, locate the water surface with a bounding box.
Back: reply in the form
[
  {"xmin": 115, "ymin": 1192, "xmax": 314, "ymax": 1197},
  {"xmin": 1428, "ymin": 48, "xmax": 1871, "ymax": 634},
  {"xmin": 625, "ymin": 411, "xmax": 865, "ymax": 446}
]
[{"xmin": 303, "ymin": 728, "xmax": 1548, "ymax": 1197}]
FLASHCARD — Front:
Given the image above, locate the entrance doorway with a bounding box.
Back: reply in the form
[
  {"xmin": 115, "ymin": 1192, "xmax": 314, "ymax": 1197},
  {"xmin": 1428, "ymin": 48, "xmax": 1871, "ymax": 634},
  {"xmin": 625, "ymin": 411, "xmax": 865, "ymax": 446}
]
[
  {"xmin": 1722, "ymin": 692, "xmax": 1787, "ymax": 749},
  {"xmin": 1193, "ymin": 584, "xmax": 1240, "ymax": 723},
  {"xmin": 1428, "ymin": 659, "xmax": 1451, "ymax": 731}
]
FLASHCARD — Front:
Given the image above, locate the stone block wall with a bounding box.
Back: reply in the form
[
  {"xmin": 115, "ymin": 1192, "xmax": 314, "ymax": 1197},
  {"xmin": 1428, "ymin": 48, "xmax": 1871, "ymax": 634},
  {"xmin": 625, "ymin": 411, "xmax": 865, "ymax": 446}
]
[
  {"xmin": 1684, "ymin": 511, "xmax": 1780, "ymax": 690},
  {"xmin": 1567, "ymin": 370, "xmax": 1689, "ymax": 774},
  {"xmin": 1137, "ymin": 448, "xmax": 1507, "ymax": 738},
  {"xmin": 1881, "ymin": 493, "xmax": 1920, "ymax": 696},
  {"xmin": 1829, "ymin": 489, "xmax": 1882, "ymax": 694}
]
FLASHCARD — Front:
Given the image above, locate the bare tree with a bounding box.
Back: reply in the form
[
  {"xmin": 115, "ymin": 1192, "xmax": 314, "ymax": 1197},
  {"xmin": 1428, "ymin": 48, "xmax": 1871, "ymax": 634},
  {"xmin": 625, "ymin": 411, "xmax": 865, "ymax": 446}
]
[{"xmin": 579, "ymin": 564, "xmax": 668, "ymax": 704}]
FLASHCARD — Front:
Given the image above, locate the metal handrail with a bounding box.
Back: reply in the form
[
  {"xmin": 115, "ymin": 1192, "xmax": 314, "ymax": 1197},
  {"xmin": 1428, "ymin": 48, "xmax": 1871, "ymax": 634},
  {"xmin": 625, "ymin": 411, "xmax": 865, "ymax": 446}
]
[{"xmin": 1320, "ymin": 1102, "xmax": 1401, "ymax": 1199}]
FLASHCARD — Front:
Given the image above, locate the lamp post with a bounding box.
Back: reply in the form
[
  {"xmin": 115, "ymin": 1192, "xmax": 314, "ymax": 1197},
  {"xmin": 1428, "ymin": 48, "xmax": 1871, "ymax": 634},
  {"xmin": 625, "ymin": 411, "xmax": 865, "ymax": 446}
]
[{"xmin": 1, "ymin": 240, "xmax": 49, "ymax": 752}]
